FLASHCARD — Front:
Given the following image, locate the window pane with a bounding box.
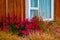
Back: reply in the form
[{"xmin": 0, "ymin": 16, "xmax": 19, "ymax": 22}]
[
  {"xmin": 31, "ymin": 0, "xmax": 38, "ymax": 7},
  {"xmin": 30, "ymin": 10, "xmax": 38, "ymax": 19},
  {"xmin": 39, "ymin": 0, "xmax": 51, "ymax": 19}
]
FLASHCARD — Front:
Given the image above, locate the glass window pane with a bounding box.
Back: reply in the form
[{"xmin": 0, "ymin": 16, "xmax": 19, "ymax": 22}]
[
  {"xmin": 39, "ymin": 0, "xmax": 51, "ymax": 19},
  {"xmin": 31, "ymin": 0, "xmax": 38, "ymax": 7},
  {"xmin": 30, "ymin": 10, "xmax": 38, "ymax": 19}
]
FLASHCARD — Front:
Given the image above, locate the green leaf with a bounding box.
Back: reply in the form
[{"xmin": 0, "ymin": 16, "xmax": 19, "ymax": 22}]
[{"xmin": 10, "ymin": 23, "xmax": 18, "ymax": 33}]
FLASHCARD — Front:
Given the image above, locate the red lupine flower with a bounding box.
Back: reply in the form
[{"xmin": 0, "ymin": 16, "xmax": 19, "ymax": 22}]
[
  {"xmin": 13, "ymin": 13, "xmax": 20, "ymax": 24},
  {"xmin": 31, "ymin": 16, "xmax": 36, "ymax": 20},
  {"xmin": 33, "ymin": 22, "xmax": 39, "ymax": 30},
  {"xmin": 9, "ymin": 19, "xmax": 12, "ymax": 24},
  {"xmin": 54, "ymin": 27, "xmax": 60, "ymax": 34},
  {"xmin": 20, "ymin": 21, "xmax": 23, "ymax": 25},
  {"xmin": 27, "ymin": 28, "xmax": 30, "ymax": 32},
  {"xmin": 39, "ymin": 30, "xmax": 42, "ymax": 34},
  {"xmin": 6, "ymin": 13, "xmax": 13, "ymax": 25},
  {"xmin": 1, "ymin": 15, "xmax": 5, "ymax": 23},
  {"xmin": 26, "ymin": 25, "xmax": 31, "ymax": 32},
  {"xmin": 26, "ymin": 23, "xmax": 33, "ymax": 29},
  {"xmin": 31, "ymin": 16, "xmax": 37, "ymax": 22},
  {"xmin": 13, "ymin": 13, "xmax": 20, "ymax": 23},
  {"xmin": 23, "ymin": 19, "xmax": 29, "ymax": 24},
  {"xmin": 13, "ymin": 13, "xmax": 18, "ymax": 20},
  {"xmin": 3, "ymin": 25, "xmax": 7, "ymax": 31},
  {"xmin": 35, "ymin": 30, "xmax": 42, "ymax": 34},
  {"xmin": 14, "ymin": 20, "xmax": 20, "ymax": 25},
  {"xmin": 22, "ymin": 31, "xmax": 29, "ymax": 35},
  {"xmin": 6, "ymin": 19, "xmax": 8, "ymax": 25},
  {"xmin": 7, "ymin": 13, "xmax": 11, "ymax": 19},
  {"xmin": 30, "ymin": 20, "xmax": 39, "ymax": 30},
  {"xmin": 6, "ymin": 18, "xmax": 12, "ymax": 25},
  {"xmin": 16, "ymin": 25, "xmax": 19, "ymax": 29},
  {"xmin": 19, "ymin": 30, "xmax": 29, "ymax": 35}
]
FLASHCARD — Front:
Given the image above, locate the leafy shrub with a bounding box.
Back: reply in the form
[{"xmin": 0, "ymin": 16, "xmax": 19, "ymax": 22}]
[
  {"xmin": 0, "ymin": 13, "xmax": 42, "ymax": 35},
  {"xmin": 0, "ymin": 13, "xmax": 60, "ymax": 40}
]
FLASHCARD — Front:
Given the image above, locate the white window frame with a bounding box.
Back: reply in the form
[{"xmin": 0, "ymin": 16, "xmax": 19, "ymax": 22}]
[{"xmin": 26, "ymin": 0, "xmax": 54, "ymax": 21}]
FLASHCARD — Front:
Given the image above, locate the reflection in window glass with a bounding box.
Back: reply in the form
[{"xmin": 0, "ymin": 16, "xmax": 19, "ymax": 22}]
[
  {"xmin": 30, "ymin": 10, "xmax": 38, "ymax": 19},
  {"xmin": 39, "ymin": 0, "xmax": 51, "ymax": 19},
  {"xmin": 31, "ymin": 0, "xmax": 38, "ymax": 7}
]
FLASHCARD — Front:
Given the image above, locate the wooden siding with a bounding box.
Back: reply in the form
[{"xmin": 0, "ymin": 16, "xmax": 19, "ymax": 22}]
[
  {"xmin": 0, "ymin": 0, "xmax": 60, "ymax": 22},
  {"xmin": 54, "ymin": 0, "xmax": 60, "ymax": 23},
  {"xmin": 0, "ymin": 0, "xmax": 6, "ymax": 19},
  {"xmin": 8, "ymin": 0, "xmax": 25, "ymax": 20},
  {"xmin": 0, "ymin": 0, "xmax": 25, "ymax": 21}
]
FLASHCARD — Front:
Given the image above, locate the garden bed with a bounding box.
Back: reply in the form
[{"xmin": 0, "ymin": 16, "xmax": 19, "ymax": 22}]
[{"xmin": 0, "ymin": 13, "xmax": 60, "ymax": 40}]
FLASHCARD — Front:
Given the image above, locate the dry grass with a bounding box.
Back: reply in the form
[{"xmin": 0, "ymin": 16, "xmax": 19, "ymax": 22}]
[
  {"xmin": 28, "ymin": 32, "xmax": 60, "ymax": 40},
  {"xmin": 28, "ymin": 32, "xmax": 54, "ymax": 40},
  {"xmin": 0, "ymin": 31, "xmax": 20, "ymax": 40},
  {"xmin": 0, "ymin": 31, "xmax": 30, "ymax": 40},
  {"xmin": 0, "ymin": 30, "xmax": 60, "ymax": 40}
]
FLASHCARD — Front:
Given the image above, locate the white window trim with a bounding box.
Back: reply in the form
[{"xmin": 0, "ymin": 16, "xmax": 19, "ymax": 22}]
[
  {"xmin": 30, "ymin": 7, "xmax": 38, "ymax": 10},
  {"xmin": 26, "ymin": 0, "xmax": 54, "ymax": 21}
]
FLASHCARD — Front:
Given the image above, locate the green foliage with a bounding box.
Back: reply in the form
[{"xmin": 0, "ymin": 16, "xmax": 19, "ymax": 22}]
[
  {"xmin": 19, "ymin": 25, "xmax": 26, "ymax": 30},
  {"xmin": 10, "ymin": 23, "xmax": 18, "ymax": 34}
]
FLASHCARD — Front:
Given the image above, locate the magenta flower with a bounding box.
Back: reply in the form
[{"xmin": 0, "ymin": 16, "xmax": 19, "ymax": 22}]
[
  {"xmin": 23, "ymin": 19, "xmax": 29, "ymax": 24},
  {"xmin": 16, "ymin": 25, "xmax": 19, "ymax": 29},
  {"xmin": 14, "ymin": 20, "xmax": 20, "ymax": 25},
  {"xmin": 13, "ymin": 13, "xmax": 18, "ymax": 20},
  {"xmin": 0, "ymin": 13, "xmax": 43, "ymax": 35},
  {"xmin": 38, "ymin": 30, "xmax": 42, "ymax": 34},
  {"xmin": 54, "ymin": 27, "xmax": 60, "ymax": 34},
  {"xmin": 1, "ymin": 15, "xmax": 5, "ymax": 23},
  {"xmin": 10, "ymin": 19, "xmax": 12, "ymax": 24},
  {"xmin": 6, "ymin": 19, "xmax": 8, "ymax": 25},
  {"xmin": 3, "ymin": 25, "xmax": 7, "ymax": 31},
  {"xmin": 6, "ymin": 13, "xmax": 13, "ymax": 25},
  {"xmin": 7, "ymin": 13, "xmax": 11, "ymax": 19},
  {"xmin": 26, "ymin": 23, "xmax": 33, "ymax": 29},
  {"xmin": 19, "ymin": 30, "xmax": 29, "ymax": 35},
  {"xmin": 34, "ymin": 30, "xmax": 42, "ymax": 34},
  {"xmin": 6, "ymin": 18, "xmax": 12, "ymax": 25},
  {"xmin": 33, "ymin": 22, "xmax": 39, "ymax": 30},
  {"xmin": 19, "ymin": 21, "xmax": 23, "ymax": 26}
]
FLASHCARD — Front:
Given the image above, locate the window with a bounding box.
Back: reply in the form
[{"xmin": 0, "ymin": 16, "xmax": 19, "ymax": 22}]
[{"xmin": 26, "ymin": 0, "xmax": 54, "ymax": 21}]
